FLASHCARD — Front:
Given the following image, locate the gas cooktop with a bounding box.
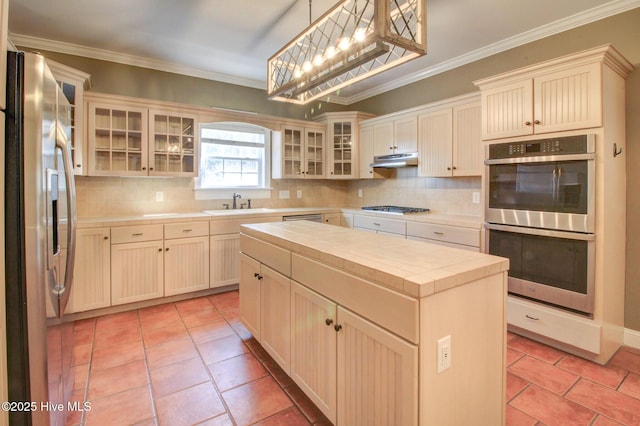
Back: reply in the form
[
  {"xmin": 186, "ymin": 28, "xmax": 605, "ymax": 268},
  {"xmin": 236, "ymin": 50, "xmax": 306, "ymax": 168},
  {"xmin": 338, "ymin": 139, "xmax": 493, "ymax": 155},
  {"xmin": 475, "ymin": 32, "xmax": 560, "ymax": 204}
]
[{"xmin": 361, "ymin": 205, "xmax": 430, "ymax": 214}]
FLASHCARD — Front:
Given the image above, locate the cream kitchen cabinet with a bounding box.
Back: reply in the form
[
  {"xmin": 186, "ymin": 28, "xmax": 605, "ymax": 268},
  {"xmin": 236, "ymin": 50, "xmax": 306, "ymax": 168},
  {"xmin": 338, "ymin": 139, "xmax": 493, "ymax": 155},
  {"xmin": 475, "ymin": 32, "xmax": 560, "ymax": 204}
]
[
  {"xmin": 366, "ymin": 112, "xmax": 418, "ymax": 157},
  {"xmin": 65, "ymin": 228, "xmax": 111, "ymax": 314},
  {"xmin": 406, "ymin": 222, "xmax": 480, "ymax": 252},
  {"xmin": 110, "ymin": 224, "xmax": 164, "ymax": 305},
  {"xmin": 164, "ymin": 222, "xmax": 209, "ymax": 297},
  {"xmin": 418, "ymin": 95, "xmax": 482, "ymax": 177},
  {"xmin": 48, "ymin": 60, "xmax": 91, "ymax": 176},
  {"xmin": 87, "ymin": 96, "xmax": 199, "ymax": 177},
  {"xmin": 353, "ymin": 214, "xmax": 406, "ymax": 237},
  {"xmin": 272, "ymin": 125, "xmax": 325, "ymax": 179},
  {"xmin": 476, "ymin": 60, "xmax": 603, "ymax": 140},
  {"xmin": 149, "ymin": 110, "xmax": 198, "ymax": 177},
  {"xmin": 322, "ymin": 212, "xmax": 341, "ymax": 225},
  {"xmin": 210, "ymin": 216, "xmax": 282, "ymax": 288},
  {"xmin": 239, "ymin": 235, "xmax": 292, "ymax": 373},
  {"xmin": 88, "ymin": 102, "xmax": 148, "ymax": 176},
  {"xmin": 290, "ymin": 281, "xmax": 417, "ymax": 425}
]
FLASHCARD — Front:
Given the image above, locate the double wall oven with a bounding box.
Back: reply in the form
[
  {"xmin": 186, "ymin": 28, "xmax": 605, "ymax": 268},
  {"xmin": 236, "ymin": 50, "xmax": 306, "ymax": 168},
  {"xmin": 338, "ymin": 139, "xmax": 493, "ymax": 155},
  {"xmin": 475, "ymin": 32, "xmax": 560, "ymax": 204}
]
[{"xmin": 484, "ymin": 134, "xmax": 596, "ymax": 316}]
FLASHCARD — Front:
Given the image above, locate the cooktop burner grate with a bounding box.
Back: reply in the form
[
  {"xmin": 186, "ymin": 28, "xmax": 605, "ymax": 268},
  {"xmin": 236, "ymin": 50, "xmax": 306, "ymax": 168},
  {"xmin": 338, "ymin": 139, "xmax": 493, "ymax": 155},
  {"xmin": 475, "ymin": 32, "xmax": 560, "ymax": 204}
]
[{"xmin": 361, "ymin": 205, "xmax": 430, "ymax": 214}]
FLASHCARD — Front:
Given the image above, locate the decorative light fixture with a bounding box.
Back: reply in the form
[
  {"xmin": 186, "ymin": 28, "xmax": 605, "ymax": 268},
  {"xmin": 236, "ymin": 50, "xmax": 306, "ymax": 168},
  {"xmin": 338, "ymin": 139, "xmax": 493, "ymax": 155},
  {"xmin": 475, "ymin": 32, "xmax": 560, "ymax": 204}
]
[{"xmin": 267, "ymin": 0, "xmax": 427, "ymax": 104}]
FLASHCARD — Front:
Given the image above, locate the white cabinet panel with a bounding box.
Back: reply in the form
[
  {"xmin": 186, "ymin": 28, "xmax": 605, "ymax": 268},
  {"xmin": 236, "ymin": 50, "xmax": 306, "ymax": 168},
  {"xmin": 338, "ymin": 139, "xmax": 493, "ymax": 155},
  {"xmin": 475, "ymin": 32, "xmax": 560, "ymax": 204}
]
[
  {"xmin": 210, "ymin": 234, "xmax": 241, "ymax": 288},
  {"xmin": 337, "ymin": 306, "xmax": 418, "ymax": 426},
  {"xmin": 111, "ymin": 240, "xmax": 164, "ymax": 305},
  {"xmin": 66, "ymin": 228, "xmax": 111, "ymax": 313},
  {"xmin": 418, "ymin": 108, "xmax": 453, "ymax": 177},
  {"xmin": 260, "ymin": 265, "xmax": 291, "ymax": 372},
  {"xmin": 164, "ymin": 235, "xmax": 209, "ymax": 296},
  {"xmin": 239, "ymin": 253, "xmax": 261, "ymax": 340}
]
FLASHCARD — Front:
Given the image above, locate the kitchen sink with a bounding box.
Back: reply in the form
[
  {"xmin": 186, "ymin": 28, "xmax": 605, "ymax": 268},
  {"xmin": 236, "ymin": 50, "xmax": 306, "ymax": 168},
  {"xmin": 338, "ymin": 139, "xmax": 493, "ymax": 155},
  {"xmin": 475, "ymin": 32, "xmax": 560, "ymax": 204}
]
[{"xmin": 202, "ymin": 208, "xmax": 275, "ymax": 215}]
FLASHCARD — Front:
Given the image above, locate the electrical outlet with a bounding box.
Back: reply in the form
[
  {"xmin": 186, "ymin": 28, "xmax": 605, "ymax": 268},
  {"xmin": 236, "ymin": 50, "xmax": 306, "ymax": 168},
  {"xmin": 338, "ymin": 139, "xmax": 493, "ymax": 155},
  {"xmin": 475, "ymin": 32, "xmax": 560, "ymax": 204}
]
[
  {"xmin": 279, "ymin": 190, "xmax": 290, "ymax": 199},
  {"xmin": 437, "ymin": 335, "xmax": 451, "ymax": 373},
  {"xmin": 297, "ymin": 189, "xmax": 302, "ymax": 199},
  {"xmin": 358, "ymin": 188, "xmax": 363, "ymax": 198},
  {"xmin": 472, "ymin": 192, "xmax": 480, "ymax": 204},
  {"xmin": 155, "ymin": 191, "xmax": 164, "ymax": 202}
]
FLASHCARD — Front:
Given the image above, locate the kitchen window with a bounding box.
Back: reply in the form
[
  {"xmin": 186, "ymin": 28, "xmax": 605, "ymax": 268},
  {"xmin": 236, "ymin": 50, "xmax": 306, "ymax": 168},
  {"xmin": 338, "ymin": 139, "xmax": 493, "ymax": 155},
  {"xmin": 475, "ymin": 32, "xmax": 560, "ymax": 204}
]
[{"xmin": 195, "ymin": 122, "xmax": 271, "ymax": 198}]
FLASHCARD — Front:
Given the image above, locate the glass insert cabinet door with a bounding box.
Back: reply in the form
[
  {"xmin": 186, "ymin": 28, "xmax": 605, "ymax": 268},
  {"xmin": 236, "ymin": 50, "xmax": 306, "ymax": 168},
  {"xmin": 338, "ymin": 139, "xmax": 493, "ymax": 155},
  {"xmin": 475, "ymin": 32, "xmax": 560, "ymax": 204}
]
[
  {"xmin": 330, "ymin": 121, "xmax": 354, "ymax": 178},
  {"xmin": 88, "ymin": 102, "xmax": 148, "ymax": 176},
  {"xmin": 282, "ymin": 126, "xmax": 303, "ymax": 177},
  {"xmin": 305, "ymin": 129, "xmax": 324, "ymax": 177},
  {"xmin": 149, "ymin": 111, "xmax": 198, "ymax": 177}
]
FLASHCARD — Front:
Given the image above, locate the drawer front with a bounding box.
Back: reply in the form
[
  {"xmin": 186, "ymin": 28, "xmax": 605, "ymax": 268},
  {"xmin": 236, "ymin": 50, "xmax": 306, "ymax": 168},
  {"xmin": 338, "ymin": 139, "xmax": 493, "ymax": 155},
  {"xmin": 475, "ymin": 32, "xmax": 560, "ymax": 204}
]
[
  {"xmin": 353, "ymin": 215, "xmax": 406, "ymax": 236},
  {"xmin": 507, "ymin": 296, "xmax": 601, "ymax": 354},
  {"xmin": 240, "ymin": 234, "xmax": 291, "ymax": 276},
  {"xmin": 292, "ymin": 254, "xmax": 419, "ymax": 344},
  {"xmin": 111, "ymin": 224, "xmax": 164, "ymax": 244},
  {"xmin": 164, "ymin": 221, "xmax": 209, "ymax": 239},
  {"xmin": 406, "ymin": 222, "xmax": 479, "ymax": 247},
  {"xmin": 210, "ymin": 216, "xmax": 282, "ymax": 235}
]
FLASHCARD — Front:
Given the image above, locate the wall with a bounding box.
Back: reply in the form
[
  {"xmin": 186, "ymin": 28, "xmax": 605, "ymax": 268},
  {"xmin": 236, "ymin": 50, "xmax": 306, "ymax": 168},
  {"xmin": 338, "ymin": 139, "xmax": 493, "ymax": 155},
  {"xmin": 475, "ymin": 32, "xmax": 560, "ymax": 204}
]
[{"xmin": 32, "ymin": 7, "xmax": 640, "ymax": 330}]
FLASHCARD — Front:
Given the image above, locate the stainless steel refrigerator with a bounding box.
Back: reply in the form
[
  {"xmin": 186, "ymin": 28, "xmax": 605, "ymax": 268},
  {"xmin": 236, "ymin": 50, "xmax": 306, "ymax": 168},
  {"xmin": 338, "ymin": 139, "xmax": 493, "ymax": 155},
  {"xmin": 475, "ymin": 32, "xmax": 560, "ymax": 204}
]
[{"xmin": 4, "ymin": 51, "xmax": 77, "ymax": 425}]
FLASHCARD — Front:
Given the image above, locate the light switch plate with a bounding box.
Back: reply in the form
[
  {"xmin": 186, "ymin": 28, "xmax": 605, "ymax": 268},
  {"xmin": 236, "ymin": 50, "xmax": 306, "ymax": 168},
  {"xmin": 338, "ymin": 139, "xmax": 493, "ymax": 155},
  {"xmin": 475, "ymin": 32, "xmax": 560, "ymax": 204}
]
[{"xmin": 437, "ymin": 335, "xmax": 451, "ymax": 373}]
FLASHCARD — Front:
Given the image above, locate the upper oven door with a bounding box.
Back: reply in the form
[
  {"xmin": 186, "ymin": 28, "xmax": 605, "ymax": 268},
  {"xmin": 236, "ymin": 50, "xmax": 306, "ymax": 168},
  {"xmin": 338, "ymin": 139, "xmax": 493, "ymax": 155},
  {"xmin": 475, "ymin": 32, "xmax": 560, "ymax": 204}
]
[{"xmin": 485, "ymin": 136, "xmax": 595, "ymax": 233}]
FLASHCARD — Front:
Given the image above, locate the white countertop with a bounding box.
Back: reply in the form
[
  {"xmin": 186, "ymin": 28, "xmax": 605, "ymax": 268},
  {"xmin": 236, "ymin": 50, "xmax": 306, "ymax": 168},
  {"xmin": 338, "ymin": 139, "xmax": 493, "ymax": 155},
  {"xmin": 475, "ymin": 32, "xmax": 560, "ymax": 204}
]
[
  {"xmin": 78, "ymin": 207, "xmax": 483, "ymax": 229},
  {"xmin": 240, "ymin": 221, "xmax": 507, "ymax": 298}
]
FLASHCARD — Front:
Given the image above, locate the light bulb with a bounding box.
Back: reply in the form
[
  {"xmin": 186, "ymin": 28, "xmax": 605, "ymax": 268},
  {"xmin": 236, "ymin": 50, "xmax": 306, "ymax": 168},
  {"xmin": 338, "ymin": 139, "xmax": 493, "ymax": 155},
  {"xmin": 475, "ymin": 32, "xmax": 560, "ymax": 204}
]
[
  {"xmin": 294, "ymin": 68, "xmax": 302, "ymax": 78},
  {"xmin": 313, "ymin": 54, "xmax": 323, "ymax": 66},
  {"xmin": 339, "ymin": 37, "xmax": 350, "ymax": 51},
  {"xmin": 302, "ymin": 61, "xmax": 312, "ymax": 72},
  {"xmin": 326, "ymin": 46, "xmax": 336, "ymax": 58},
  {"xmin": 355, "ymin": 28, "xmax": 366, "ymax": 42}
]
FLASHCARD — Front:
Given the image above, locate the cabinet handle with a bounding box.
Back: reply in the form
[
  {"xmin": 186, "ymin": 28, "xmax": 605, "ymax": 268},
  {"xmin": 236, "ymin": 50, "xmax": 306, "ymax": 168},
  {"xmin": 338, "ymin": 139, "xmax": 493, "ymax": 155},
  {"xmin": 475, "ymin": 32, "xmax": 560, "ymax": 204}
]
[
  {"xmin": 325, "ymin": 318, "xmax": 334, "ymax": 326},
  {"xmin": 103, "ymin": 236, "xmax": 109, "ymax": 240},
  {"xmin": 373, "ymin": 222, "xmax": 381, "ymax": 226},
  {"xmin": 254, "ymin": 272, "xmax": 260, "ymax": 278},
  {"xmin": 534, "ymin": 120, "xmax": 541, "ymax": 125},
  {"xmin": 257, "ymin": 274, "xmax": 263, "ymax": 280},
  {"xmin": 433, "ymin": 231, "xmax": 444, "ymax": 235},
  {"xmin": 525, "ymin": 121, "xmax": 532, "ymax": 126},
  {"xmin": 182, "ymin": 229, "xmax": 193, "ymax": 232},
  {"xmin": 525, "ymin": 315, "xmax": 540, "ymax": 321},
  {"xmin": 132, "ymin": 233, "xmax": 143, "ymax": 236},
  {"xmin": 76, "ymin": 164, "xmax": 82, "ymax": 168},
  {"xmin": 334, "ymin": 324, "xmax": 342, "ymax": 332}
]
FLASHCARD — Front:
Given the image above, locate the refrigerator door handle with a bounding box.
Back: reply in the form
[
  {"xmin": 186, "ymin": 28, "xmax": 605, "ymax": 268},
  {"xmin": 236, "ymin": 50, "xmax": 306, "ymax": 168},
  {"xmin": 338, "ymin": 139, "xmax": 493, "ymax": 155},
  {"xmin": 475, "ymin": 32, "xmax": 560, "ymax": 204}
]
[{"xmin": 55, "ymin": 125, "xmax": 77, "ymax": 316}]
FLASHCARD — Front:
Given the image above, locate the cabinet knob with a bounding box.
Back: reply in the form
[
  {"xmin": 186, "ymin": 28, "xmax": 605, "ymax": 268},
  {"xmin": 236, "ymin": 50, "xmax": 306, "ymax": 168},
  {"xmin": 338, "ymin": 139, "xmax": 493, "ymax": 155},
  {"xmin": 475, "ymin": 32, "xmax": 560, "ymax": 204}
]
[
  {"xmin": 447, "ymin": 167, "xmax": 451, "ymax": 171},
  {"xmin": 76, "ymin": 164, "xmax": 82, "ymax": 168},
  {"xmin": 254, "ymin": 272, "xmax": 260, "ymax": 278},
  {"xmin": 524, "ymin": 121, "xmax": 532, "ymax": 126},
  {"xmin": 534, "ymin": 120, "xmax": 541, "ymax": 125},
  {"xmin": 334, "ymin": 324, "xmax": 342, "ymax": 332},
  {"xmin": 325, "ymin": 318, "xmax": 334, "ymax": 326},
  {"xmin": 158, "ymin": 248, "xmax": 162, "ymax": 252},
  {"xmin": 103, "ymin": 236, "xmax": 109, "ymax": 240},
  {"xmin": 165, "ymin": 248, "xmax": 169, "ymax": 251},
  {"xmin": 257, "ymin": 274, "xmax": 263, "ymax": 280},
  {"xmin": 452, "ymin": 166, "xmax": 457, "ymax": 170},
  {"xmin": 389, "ymin": 146, "xmax": 393, "ymax": 150},
  {"xmin": 142, "ymin": 167, "xmax": 147, "ymax": 170},
  {"xmin": 149, "ymin": 167, "xmax": 154, "ymax": 171}
]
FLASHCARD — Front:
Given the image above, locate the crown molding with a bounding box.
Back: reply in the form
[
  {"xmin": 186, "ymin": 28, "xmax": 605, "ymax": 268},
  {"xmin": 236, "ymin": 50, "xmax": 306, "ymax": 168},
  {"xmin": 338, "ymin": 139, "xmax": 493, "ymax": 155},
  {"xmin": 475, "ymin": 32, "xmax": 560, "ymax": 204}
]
[
  {"xmin": 9, "ymin": 0, "xmax": 640, "ymax": 105},
  {"xmin": 8, "ymin": 33, "xmax": 267, "ymax": 90},
  {"xmin": 341, "ymin": 0, "xmax": 640, "ymax": 104}
]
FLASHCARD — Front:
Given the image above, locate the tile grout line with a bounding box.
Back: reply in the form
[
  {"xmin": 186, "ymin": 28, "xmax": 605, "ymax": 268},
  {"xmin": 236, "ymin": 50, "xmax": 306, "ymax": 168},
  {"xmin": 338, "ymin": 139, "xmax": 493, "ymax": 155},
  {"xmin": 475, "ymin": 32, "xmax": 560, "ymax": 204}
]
[{"xmin": 136, "ymin": 308, "xmax": 160, "ymax": 426}]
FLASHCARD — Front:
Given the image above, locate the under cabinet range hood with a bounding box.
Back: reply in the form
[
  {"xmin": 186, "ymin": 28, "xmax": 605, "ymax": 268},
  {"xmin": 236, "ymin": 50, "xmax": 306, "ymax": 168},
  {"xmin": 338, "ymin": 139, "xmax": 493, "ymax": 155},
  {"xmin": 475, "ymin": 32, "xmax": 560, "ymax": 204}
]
[{"xmin": 370, "ymin": 152, "xmax": 419, "ymax": 168}]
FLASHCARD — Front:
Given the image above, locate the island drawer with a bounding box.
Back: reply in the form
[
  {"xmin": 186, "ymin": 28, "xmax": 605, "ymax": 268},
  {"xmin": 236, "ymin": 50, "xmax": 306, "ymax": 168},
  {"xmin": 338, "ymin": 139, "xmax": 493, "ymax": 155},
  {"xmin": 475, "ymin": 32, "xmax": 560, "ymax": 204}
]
[
  {"xmin": 111, "ymin": 224, "xmax": 164, "ymax": 244},
  {"xmin": 292, "ymin": 254, "xmax": 419, "ymax": 344},
  {"xmin": 240, "ymin": 234, "xmax": 291, "ymax": 276},
  {"xmin": 164, "ymin": 221, "xmax": 209, "ymax": 239},
  {"xmin": 406, "ymin": 222, "xmax": 479, "ymax": 248},
  {"xmin": 353, "ymin": 215, "xmax": 406, "ymax": 236},
  {"xmin": 210, "ymin": 216, "xmax": 282, "ymax": 235}
]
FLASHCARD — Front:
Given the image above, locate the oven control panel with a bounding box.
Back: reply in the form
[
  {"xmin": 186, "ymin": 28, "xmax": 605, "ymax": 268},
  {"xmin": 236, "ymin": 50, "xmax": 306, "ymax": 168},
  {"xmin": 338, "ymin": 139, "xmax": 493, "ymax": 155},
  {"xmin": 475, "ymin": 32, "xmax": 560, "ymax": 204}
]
[{"xmin": 488, "ymin": 134, "xmax": 594, "ymax": 159}]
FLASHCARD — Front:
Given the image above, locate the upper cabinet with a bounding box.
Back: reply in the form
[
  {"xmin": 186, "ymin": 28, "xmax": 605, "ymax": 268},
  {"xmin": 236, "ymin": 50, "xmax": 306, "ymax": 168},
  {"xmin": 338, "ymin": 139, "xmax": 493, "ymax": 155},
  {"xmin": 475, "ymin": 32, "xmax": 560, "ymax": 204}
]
[
  {"xmin": 317, "ymin": 112, "xmax": 373, "ymax": 180},
  {"xmin": 272, "ymin": 124, "xmax": 325, "ymax": 179},
  {"xmin": 474, "ymin": 46, "xmax": 633, "ymax": 140},
  {"xmin": 365, "ymin": 112, "xmax": 418, "ymax": 158},
  {"xmin": 85, "ymin": 94, "xmax": 199, "ymax": 177},
  {"xmin": 418, "ymin": 95, "xmax": 482, "ymax": 177},
  {"xmin": 48, "ymin": 60, "xmax": 92, "ymax": 175}
]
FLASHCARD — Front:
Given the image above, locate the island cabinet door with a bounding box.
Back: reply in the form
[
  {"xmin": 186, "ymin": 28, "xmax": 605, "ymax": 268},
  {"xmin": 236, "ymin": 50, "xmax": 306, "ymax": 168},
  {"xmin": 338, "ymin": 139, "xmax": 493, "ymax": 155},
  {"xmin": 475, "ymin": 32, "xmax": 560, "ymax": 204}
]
[
  {"xmin": 336, "ymin": 307, "xmax": 418, "ymax": 426},
  {"xmin": 290, "ymin": 282, "xmax": 337, "ymax": 423},
  {"xmin": 260, "ymin": 265, "xmax": 292, "ymax": 374},
  {"xmin": 239, "ymin": 253, "xmax": 261, "ymax": 340}
]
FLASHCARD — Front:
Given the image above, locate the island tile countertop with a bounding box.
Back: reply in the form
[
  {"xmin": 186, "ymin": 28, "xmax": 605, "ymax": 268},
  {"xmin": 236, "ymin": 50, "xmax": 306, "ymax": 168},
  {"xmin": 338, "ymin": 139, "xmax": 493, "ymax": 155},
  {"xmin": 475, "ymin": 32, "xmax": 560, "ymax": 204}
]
[{"xmin": 241, "ymin": 220, "xmax": 508, "ymax": 298}]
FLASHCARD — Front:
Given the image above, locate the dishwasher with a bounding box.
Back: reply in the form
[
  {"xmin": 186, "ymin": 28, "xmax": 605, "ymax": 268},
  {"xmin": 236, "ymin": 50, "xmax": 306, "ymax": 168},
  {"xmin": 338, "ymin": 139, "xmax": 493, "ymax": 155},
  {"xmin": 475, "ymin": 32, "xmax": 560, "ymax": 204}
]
[{"xmin": 282, "ymin": 213, "xmax": 323, "ymax": 223}]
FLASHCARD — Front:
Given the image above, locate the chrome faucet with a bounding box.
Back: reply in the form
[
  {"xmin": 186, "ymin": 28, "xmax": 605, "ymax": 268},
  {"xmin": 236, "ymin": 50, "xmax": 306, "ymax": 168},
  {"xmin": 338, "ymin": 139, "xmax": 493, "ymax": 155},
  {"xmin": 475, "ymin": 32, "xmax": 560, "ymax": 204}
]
[{"xmin": 232, "ymin": 193, "xmax": 242, "ymax": 209}]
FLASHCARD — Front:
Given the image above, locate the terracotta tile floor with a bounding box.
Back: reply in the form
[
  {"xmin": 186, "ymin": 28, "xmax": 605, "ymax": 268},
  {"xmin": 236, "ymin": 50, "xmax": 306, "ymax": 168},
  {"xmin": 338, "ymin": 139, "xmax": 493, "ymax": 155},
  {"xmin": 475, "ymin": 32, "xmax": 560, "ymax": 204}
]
[{"xmin": 66, "ymin": 290, "xmax": 640, "ymax": 426}]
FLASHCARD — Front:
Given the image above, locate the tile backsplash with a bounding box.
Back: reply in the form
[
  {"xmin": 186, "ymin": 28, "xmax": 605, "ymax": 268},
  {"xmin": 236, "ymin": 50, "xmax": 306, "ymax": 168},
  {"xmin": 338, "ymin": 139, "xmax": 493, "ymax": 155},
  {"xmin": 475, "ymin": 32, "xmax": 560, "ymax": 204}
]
[{"xmin": 75, "ymin": 170, "xmax": 481, "ymax": 218}]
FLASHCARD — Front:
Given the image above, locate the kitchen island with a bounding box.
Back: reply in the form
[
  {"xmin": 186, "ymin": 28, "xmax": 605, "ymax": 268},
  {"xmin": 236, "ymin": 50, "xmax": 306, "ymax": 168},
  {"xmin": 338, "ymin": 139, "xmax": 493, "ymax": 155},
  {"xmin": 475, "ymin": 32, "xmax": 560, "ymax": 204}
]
[{"xmin": 239, "ymin": 220, "xmax": 509, "ymax": 426}]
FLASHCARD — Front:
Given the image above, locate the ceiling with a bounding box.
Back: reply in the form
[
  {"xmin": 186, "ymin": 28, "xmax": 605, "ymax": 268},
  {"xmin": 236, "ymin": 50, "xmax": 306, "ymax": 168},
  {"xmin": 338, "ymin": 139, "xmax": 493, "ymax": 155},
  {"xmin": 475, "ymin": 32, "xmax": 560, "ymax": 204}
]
[{"xmin": 7, "ymin": 0, "xmax": 639, "ymax": 105}]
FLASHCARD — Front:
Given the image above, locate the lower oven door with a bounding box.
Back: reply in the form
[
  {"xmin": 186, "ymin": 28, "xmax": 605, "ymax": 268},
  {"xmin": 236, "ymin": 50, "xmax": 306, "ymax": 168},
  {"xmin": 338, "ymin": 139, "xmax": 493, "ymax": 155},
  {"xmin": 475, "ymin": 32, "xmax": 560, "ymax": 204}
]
[{"xmin": 485, "ymin": 223, "xmax": 595, "ymax": 316}]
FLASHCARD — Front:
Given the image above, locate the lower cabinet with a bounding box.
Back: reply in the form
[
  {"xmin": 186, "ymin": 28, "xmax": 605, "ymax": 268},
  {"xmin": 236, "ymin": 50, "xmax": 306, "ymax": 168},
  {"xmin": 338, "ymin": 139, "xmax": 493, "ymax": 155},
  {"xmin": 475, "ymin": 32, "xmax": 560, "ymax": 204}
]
[
  {"xmin": 210, "ymin": 234, "xmax": 240, "ymax": 288},
  {"xmin": 111, "ymin": 239, "xmax": 164, "ymax": 306},
  {"xmin": 290, "ymin": 281, "xmax": 417, "ymax": 425},
  {"xmin": 66, "ymin": 227, "xmax": 111, "ymax": 314},
  {"xmin": 164, "ymin": 235, "xmax": 209, "ymax": 296},
  {"xmin": 239, "ymin": 253, "xmax": 262, "ymax": 340}
]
